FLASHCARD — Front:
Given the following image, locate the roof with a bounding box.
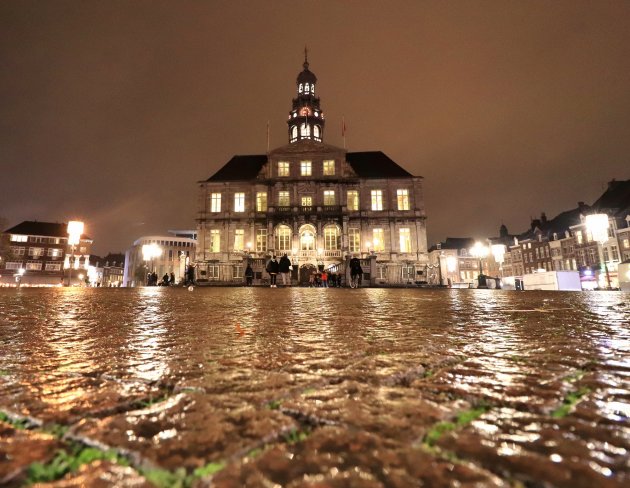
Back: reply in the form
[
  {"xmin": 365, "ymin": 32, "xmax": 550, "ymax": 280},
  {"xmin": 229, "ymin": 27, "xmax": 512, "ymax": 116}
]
[
  {"xmin": 429, "ymin": 237, "xmax": 475, "ymax": 252},
  {"xmin": 205, "ymin": 148, "xmax": 417, "ymax": 182},
  {"xmin": 346, "ymin": 151, "xmax": 415, "ymax": 178},
  {"xmin": 592, "ymin": 179, "xmax": 630, "ymax": 217},
  {"xmin": 205, "ymin": 155, "xmax": 267, "ymax": 182},
  {"xmin": 4, "ymin": 221, "xmax": 70, "ymax": 238}
]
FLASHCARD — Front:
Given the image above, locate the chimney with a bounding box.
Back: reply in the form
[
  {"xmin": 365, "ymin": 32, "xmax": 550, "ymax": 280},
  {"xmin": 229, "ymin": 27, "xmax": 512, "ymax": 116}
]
[{"xmin": 540, "ymin": 212, "xmax": 547, "ymax": 224}]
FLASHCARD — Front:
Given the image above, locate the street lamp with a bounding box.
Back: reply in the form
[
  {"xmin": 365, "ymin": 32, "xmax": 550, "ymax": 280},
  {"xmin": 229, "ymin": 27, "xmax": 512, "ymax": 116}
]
[
  {"xmin": 66, "ymin": 221, "xmax": 84, "ymax": 286},
  {"xmin": 585, "ymin": 214, "xmax": 611, "ymax": 289},
  {"xmin": 15, "ymin": 268, "xmax": 25, "ymax": 288},
  {"xmin": 470, "ymin": 242, "xmax": 489, "ymax": 288}
]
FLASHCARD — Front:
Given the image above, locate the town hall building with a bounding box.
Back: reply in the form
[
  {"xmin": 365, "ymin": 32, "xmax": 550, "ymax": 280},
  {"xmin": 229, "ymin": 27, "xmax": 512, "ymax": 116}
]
[{"xmin": 195, "ymin": 55, "xmax": 428, "ymax": 285}]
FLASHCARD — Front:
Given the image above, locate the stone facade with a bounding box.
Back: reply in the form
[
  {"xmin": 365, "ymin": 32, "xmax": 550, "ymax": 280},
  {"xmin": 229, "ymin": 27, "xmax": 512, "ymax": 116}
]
[{"xmin": 195, "ymin": 58, "xmax": 428, "ymax": 286}]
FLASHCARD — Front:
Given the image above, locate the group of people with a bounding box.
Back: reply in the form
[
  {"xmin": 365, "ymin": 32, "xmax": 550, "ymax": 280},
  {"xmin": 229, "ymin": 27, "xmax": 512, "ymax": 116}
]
[
  {"xmin": 264, "ymin": 254, "xmax": 293, "ymax": 287},
  {"xmin": 146, "ymin": 271, "xmax": 176, "ymax": 286},
  {"xmin": 308, "ymin": 270, "xmax": 342, "ymax": 287}
]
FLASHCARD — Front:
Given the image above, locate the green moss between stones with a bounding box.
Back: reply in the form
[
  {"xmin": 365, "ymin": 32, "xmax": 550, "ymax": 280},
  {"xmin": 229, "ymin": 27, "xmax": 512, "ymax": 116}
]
[
  {"xmin": 551, "ymin": 386, "xmax": 591, "ymax": 418},
  {"xmin": 423, "ymin": 405, "xmax": 490, "ymax": 447}
]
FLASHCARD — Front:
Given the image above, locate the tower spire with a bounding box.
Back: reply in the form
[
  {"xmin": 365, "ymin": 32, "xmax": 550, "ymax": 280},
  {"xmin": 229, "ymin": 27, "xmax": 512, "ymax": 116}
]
[
  {"xmin": 304, "ymin": 45, "xmax": 309, "ymax": 70},
  {"xmin": 288, "ymin": 50, "xmax": 324, "ymax": 143}
]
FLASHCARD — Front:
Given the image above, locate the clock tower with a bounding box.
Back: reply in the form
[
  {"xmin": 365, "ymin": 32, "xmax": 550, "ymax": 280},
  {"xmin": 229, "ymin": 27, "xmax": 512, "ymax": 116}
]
[{"xmin": 287, "ymin": 49, "xmax": 325, "ymax": 143}]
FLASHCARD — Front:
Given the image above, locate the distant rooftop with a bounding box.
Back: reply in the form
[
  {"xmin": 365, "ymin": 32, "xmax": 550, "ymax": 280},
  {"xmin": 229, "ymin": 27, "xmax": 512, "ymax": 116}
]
[{"xmin": 4, "ymin": 220, "xmax": 92, "ymax": 240}]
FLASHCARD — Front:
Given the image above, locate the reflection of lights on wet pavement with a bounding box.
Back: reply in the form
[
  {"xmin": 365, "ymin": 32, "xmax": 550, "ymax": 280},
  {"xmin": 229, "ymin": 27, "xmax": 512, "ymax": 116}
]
[{"xmin": 0, "ymin": 287, "xmax": 628, "ymax": 486}]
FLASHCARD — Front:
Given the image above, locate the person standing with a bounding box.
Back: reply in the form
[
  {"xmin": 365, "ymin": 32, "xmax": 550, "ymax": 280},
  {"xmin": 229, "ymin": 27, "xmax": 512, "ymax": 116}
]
[
  {"xmin": 162, "ymin": 273, "xmax": 170, "ymax": 286},
  {"xmin": 349, "ymin": 255, "xmax": 363, "ymax": 288},
  {"xmin": 245, "ymin": 263, "xmax": 254, "ymax": 286},
  {"xmin": 321, "ymin": 270, "xmax": 328, "ymax": 288},
  {"xmin": 266, "ymin": 256, "xmax": 279, "ymax": 288},
  {"xmin": 278, "ymin": 253, "xmax": 292, "ymax": 286},
  {"xmin": 170, "ymin": 272, "xmax": 175, "ymax": 286}
]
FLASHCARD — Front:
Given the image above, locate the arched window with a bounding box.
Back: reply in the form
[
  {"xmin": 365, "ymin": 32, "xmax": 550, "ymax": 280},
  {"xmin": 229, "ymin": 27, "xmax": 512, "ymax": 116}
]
[
  {"xmin": 324, "ymin": 225, "xmax": 340, "ymax": 250},
  {"xmin": 304, "ymin": 84, "xmax": 310, "ymax": 94},
  {"xmin": 291, "ymin": 126, "xmax": 298, "ymax": 141},
  {"xmin": 311, "ymin": 84, "xmax": 315, "ymax": 94},
  {"xmin": 299, "ymin": 225, "xmax": 316, "ymax": 251},
  {"xmin": 313, "ymin": 125, "xmax": 320, "ymax": 139},
  {"xmin": 300, "ymin": 123, "xmax": 311, "ymax": 138},
  {"xmin": 275, "ymin": 225, "xmax": 292, "ymax": 251},
  {"xmin": 298, "ymin": 83, "xmax": 303, "ymax": 93}
]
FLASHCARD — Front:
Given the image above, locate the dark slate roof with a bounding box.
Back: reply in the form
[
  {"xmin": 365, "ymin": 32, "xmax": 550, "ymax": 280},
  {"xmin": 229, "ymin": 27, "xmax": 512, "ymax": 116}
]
[
  {"xmin": 592, "ymin": 179, "xmax": 630, "ymax": 217},
  {"xmin": 4, "ymin": 221, "xmax": 69, "ymax": 237},
  {"xmin": 518, "ymin": 205, "xmax": 590, "ymax": 241},
  {"xmin": 429, "ymin": 237, "xmax": 475, "ymax": 252},
  {"xmin": 206, "ymin": 155, "xmax": 267, "ymax": 182},
  {"xmin": 346, "ymin": 151, "xmax": 415, "ymax": 178}
]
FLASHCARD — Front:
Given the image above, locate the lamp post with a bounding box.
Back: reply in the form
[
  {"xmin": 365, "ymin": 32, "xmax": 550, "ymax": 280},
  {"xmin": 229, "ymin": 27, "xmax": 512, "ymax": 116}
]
[
  {"xmin": 446, "ymin": 255, "xmax": 457, "ymax": 287},
  {"xmin": 66, "ymin": 221, "xmax": 84, "ymax": 286},
  {"xmin": 470, "ymin": 242, "xmax": 489, "ymax": 288},
  {"xmin": 491, "ymin": 244, "xmax": 506, "ymax": 277},
  {"xmin": 585, "ymin": 214, "xmax": 611, "ymax": 290}
]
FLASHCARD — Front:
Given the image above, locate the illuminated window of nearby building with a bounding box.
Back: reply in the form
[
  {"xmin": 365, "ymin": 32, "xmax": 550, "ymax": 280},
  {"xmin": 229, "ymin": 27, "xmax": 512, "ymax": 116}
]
[
  {"xmin": 301, "ymin": 160, "xmax": 312, "ymax": 176},
  {"xmin": 256, "ymin": 229, "xmax": 267, "ymax": 252},
  {"xmin": 5, "ymin": 262, "xmax": 22, "ymax": 270},
  {"xmin": 275, "ymin": 225, "xmax": 291, "ymax": 251},
  {"xmin": 399, "ymin": 228, "xmax": 411, "ymax": 253},
  {"xmin": 28, "ymin": 247, "xmax": 44, "ymax": 257},
  {"xmin": 209, "ymin": 229, "xmax": 220, "ymax": 253},
  {"xmin": 234, "ymin": 193, "xmax": 245, "ymax": 212},
  {"xmin": 11, "ymin": 235, "xmax": 27, "ymax": 242},
  {"xmin": 45, "ymin": 263, "xmax": 62, "ymax": 271},
  {"xmin": 622, "ymin": 238, "xmax": 629, "ymax": 249},
  {"xmin": 611, "ymin": 246, "xmax": 619, "ymax": 261},
  {"xmin": 26, "ymin": 261, "xmax": 42, "ymax": 270},
  {"xmin": 301, "ymin": 196, "xmax": 312, "ymax": 207},
  {"xmin": 234, "ymin": 229, "xmax": 244, "ymax": 251},
  {"xmin": 348, "ymin": 228, "xmax": 360, "ymax": 253},
  {"xmin": 278, "ymin": 161, "xmax": 290, "ymax": 177},
  {"xmin": 256, "ymin": 192, "xmax": 267, "ymax": 212},
  {"xmin": 278, "ymin": 191, "xmax": 290, "ymax": 207},
  {"xmin": 324, "ymin": 226, "xmax": 340, "ymax": 250},
  {"xmin": 323, "ymin": 190, "xmax": 335, "ymax": 206},
  {"xmin": 347, "ymin": 191, "xmax": 359, "ymax": 211},
  {"xmin": 397, "ymin": 189, "xmax": 410, "ymax": 210},
  {"xmin": 47, "ymin": 248, "xmax": 62, "ymax": 258},
  {"xmin": 11, "ymin": 247, "xmax": 25, "ymax": 256},
  {"xmin": 373, "ymin": 228, "xmax": 384, "ymax": 252},
  {"xmin": 576, "ymin": 231, "xmax": 583, "ymax": 244},
  {"xmin": 323, "ymin": 160, "xmax": 335, "ymax": 175},
  {"xmin": 371, "ymin": 190, "xmax": 383, "ymax": 211},
  {"xmin": 211, "ymin": 193, "xmax": 221, "ymax": 212}
]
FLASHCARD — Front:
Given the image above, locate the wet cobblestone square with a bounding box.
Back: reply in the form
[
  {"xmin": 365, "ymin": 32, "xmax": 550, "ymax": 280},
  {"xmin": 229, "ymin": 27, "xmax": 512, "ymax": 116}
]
[{"xmin": 0, "ymin": 288, "xmax": 628, "ymax": 487}]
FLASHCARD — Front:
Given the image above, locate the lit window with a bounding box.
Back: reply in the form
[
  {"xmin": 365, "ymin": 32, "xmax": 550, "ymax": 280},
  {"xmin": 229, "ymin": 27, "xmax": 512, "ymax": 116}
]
[
  {"xmin": 211, "ymin": 193, "xmax": 221, "ymax": 212},
  {"xmin": 371, "ymin": 190, "xmax": 383, "ymax": 211},
  {"xmin": 275, "ymin": 225, "xmax": 291, "ymax": 251},
  {"xmin": 301, "ymin": 160, "xmax": 312, "ymax": 176},
  {"xmin": 256, "ymin": 192, "xmax": 267, "ymax": 212},
  {"xmin": 5, "ymin": 262, "xmax": 22, "ymax": 270},
  {"xmin": 278, "ymin": 191, "xmax": 290, "ymax": 207},
  {"xmin": 347, "ymin": 191, "xmax": 359, "ymax": 211},
  {"xmin": 304, "ymin": 84, "xmax": 310, "ymax": 94},
  {"xmin": 311, "ymin": 84, "xmax": 315, "ymax": 94},
  {"xmin": 301, "ymin": 196, "xmax": 312, "ymax": 207},
  {"xmin": 349, "ymin": 228, "xmax": 361, "ymax": 253},
  {"xmin": 278, "ymin": 161, "xmax": 290, "ymax": 177},
  {"xmin": 45, "ymin": 263, "xmax": 62, "ymax": 271},
  {"xmin": 300, "ymin": 229, "xmax": 315, "ymax": 250},
  {"xmin": 373, "ymin": 228, "xmax": 384, "ymax": 251},
  {"xmin": 313, "ymin": 125, "xmax": 321, "ymax": 140},
  {"xmin": 234, "ymin": 193, "xmax": 245, "ymax": 212},
  {"xmin": 11, "ymin": 235, "xmax": 27, "ymax": 242},
  {"xmin": 291, "ymin": 126, "xmax": 298, "ymax": 141},
  {"xmin": 28, "ymin": 247, "xmax": 44, "ymax": 257},
  {"xmin": 47, "ymin": 248, "xmax": 62, "ymax": 258},
  {"xmin": 209, "ymin": 229, "xmax": 220, "ymax": 253},
  {"xmin": 256, "ymin": 229, "xmax": 267, "ymax": 252},
  {"xmin": 300, "ymin": 123, "xmax": 310, "ymax": 138},
  {"xmin": 399, "ymin": 228, "xmax": 411, "ymax": 253},
  {"xmin": 612, "ymin": 246, "xmax": 619, "ymax": 261},
  {"xmin": 299, "ymin": 83, "xmax": 303, "ymax": 93},
  {"xmin": 397, "ymin": 189, "xmax": 409, "ymax": 210},
  {"xmin": 26, "ymin": 261, "xmax": 42, "ymax": 271},
  {"xmin": 323, "ymin": 160, "xmax": 335, "ymax": 175},
  {"xmin": 234, "ymin": 229, "xmax": 244, "ymax": 251},
  {"xmin": 324, "ymin": 226, "xmax": 340, "ymax": 250},
  {"xmin": 576, "ymin": 231, "xmax": 583, "ymax": 244},
  {"xmin": 323, "ymin": 190, "xmax": 335, "ymax": 206}
]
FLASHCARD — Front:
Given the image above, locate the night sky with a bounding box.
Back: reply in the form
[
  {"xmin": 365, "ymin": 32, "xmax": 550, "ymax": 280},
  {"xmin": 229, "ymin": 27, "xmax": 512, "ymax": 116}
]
[{"xmin": 2, "ymin": 1, "xmax": 629, "ymax": 255}]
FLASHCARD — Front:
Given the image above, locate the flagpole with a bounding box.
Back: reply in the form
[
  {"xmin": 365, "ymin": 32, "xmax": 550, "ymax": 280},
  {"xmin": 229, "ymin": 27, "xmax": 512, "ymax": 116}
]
[{"xmin": 267, "ymin": 120, "xmax": 270, "ymax": 152}]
